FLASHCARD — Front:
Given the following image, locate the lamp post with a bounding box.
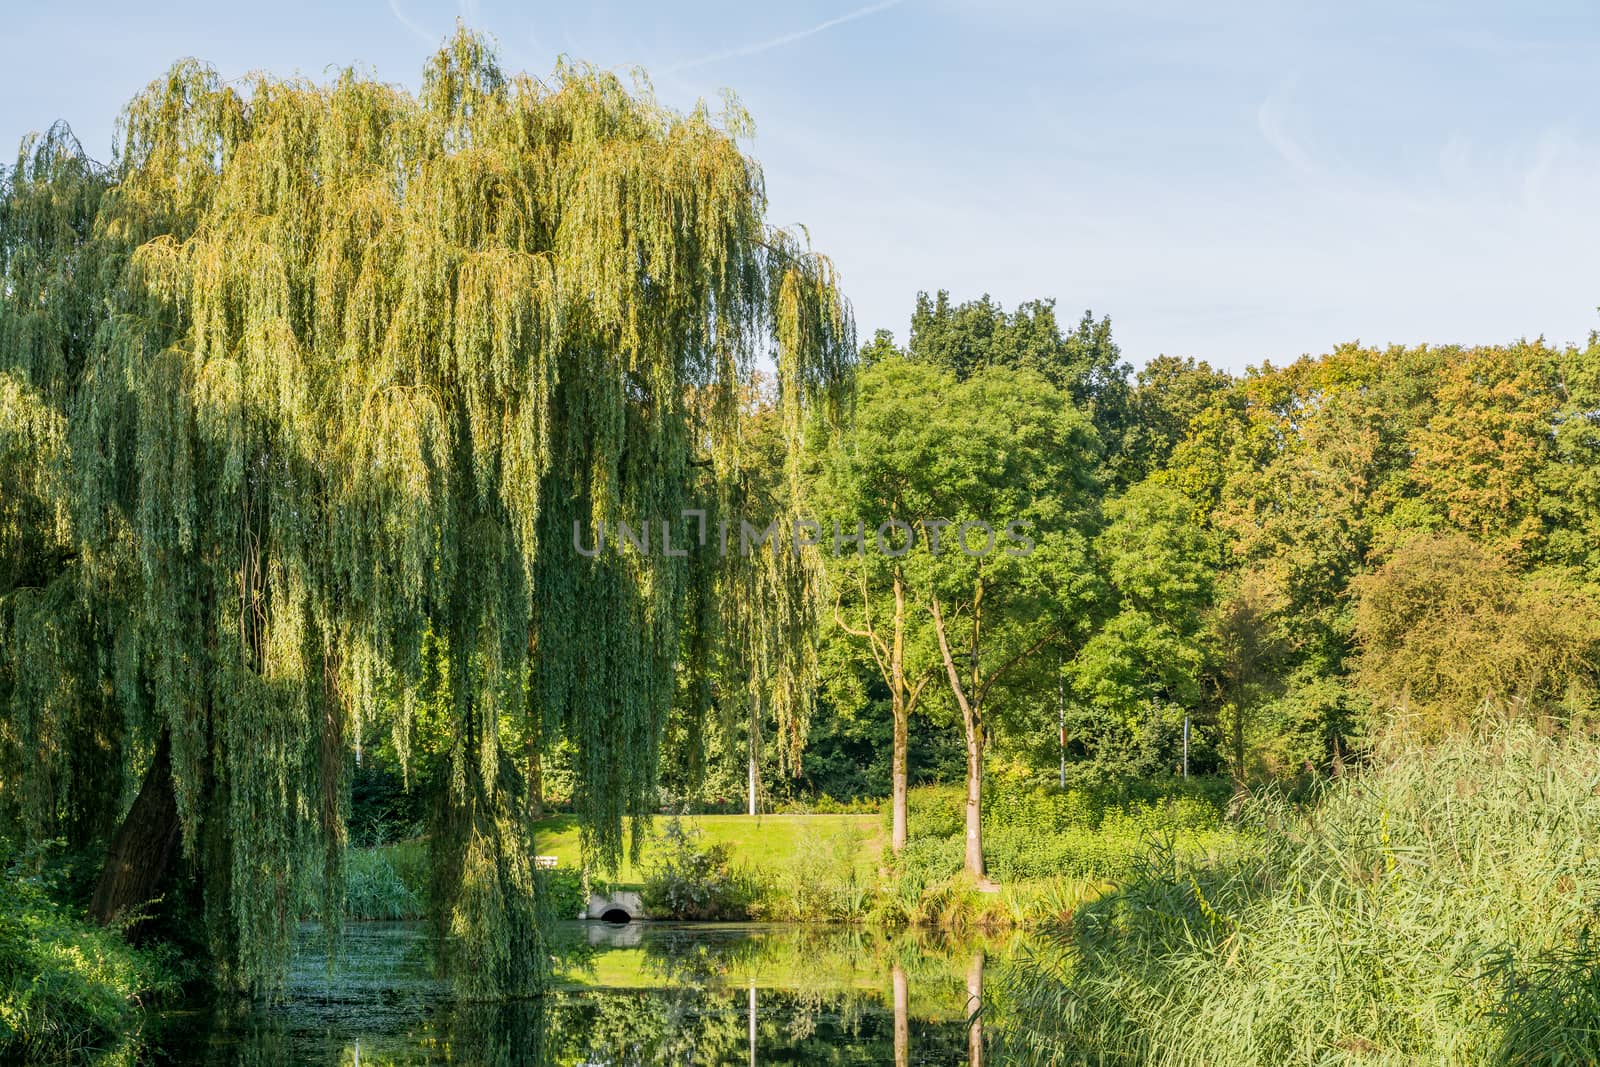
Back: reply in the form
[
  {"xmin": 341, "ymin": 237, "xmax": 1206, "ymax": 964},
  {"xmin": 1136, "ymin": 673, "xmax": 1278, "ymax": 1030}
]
[{"xmin": 1057, "ymin": 676, "xmax": 1066, "ymax": 789}]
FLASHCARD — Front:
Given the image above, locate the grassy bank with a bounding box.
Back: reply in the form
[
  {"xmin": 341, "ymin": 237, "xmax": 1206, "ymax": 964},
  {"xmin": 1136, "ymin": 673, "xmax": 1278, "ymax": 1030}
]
[
  {"xmin": 997, "ymin": 723, "xmax": 1600, "ymax": 1065},
  {"xmin": 531, "ymin": 812, "xmax": 884, "ymax": 890}
]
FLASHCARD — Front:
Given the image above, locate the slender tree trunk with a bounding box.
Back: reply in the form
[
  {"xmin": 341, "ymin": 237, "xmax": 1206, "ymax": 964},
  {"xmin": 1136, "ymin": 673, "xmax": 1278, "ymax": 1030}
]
[
  {"xmin": 963, "ymin": 707, "xmax": 985, "ymax": 879},
  {"xmin": 528, "ymin": 740, "xmax": 544, "ymax": 820},
  {"xmin": 89, "ymin": 730, "xmax": 183, "ymax": 927},
  {"xmin": 838, "ymin": 567, "xmax": 919, "ymax": 856},
  {"xmin": 890, "ymin": 693, "xmax": 908, "ymax": 854},
  {"xmin": 893, "ymin": 962, "xmax": 910, "ymax": 1067},
  {"xmin": 1230, "ymin": 697, "xmax": 1246, "ymax": 791},
  {"xmin": 931, "ymin": 593, "xmax": 987, "ymax": 882}
]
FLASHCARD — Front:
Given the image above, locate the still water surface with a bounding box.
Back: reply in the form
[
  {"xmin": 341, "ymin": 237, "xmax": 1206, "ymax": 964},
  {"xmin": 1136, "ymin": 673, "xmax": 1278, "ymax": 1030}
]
[{"xmin": 144, "ymin": 921, "xmax": 1013, "ymax": 1064}]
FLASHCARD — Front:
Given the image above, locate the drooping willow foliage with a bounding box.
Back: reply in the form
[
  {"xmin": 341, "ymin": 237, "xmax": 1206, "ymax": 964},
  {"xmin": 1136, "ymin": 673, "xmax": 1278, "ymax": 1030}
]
[{"xmin": 0, "ymin": 31, "xmax": 852, "ymax": 997}]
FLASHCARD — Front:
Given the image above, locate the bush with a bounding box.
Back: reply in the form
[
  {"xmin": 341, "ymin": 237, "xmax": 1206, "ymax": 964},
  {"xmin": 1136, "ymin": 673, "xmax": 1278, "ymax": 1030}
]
[
  {"xmin": 889, "ymin": 777, "xmax": 1233, "ymax": 888},
  {"xmin": 750, "ymin": 824, "xmax": 871, "ymax": 922},
  {"xmin": 538, "ymin": 868, "xmax": 589, "ymax": 921},
  {"xmin": 640, "ymin": 820, "xmax": 757, "ymax": 921},
  {"xmin": 769, "ymin": 794, "xmax": 881, "ymax": 815},
  {"xmin": 0, "ymin": 839, "xmax": 172, "ymax": 1062}
]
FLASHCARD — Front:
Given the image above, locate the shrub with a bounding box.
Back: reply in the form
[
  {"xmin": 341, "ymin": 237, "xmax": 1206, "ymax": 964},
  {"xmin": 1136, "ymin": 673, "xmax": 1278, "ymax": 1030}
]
[
  {"xmin": 889, "ymin": 777, "xmax": 1233, "ymax": 889},
  {"xmin": 769, "ymin": 794, "xmax": 881, "ymax": 815},
  {"xmin": 751, "ymin": 824, "xmax": 870, "ymax": 922},
  {"xmin": 538, "ymin": 868, "xmax": 589, "ymax": 922},
  {"xmin": 640, "ymin": 820, "xmax": 756, "ymax": 921}
]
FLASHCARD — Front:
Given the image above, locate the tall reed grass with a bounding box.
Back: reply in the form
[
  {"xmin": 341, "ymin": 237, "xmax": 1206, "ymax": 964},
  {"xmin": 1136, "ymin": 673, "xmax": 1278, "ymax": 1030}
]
[{"xmin": 997, "ymin": 723, "xmax": 1600, "ymax": 1065}]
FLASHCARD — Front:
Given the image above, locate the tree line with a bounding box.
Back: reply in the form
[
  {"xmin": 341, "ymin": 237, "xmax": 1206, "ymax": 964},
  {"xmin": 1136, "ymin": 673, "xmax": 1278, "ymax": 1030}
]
[{"xmin": 785, "ymin": 299, "xmax": 1600, "ymax": 883}]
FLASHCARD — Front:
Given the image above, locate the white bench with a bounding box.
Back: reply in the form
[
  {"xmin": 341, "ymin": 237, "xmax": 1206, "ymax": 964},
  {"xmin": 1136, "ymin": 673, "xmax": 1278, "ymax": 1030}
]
[{"xmin": 534, "ymin": 855, "xmax": 558, "ymax": 869}]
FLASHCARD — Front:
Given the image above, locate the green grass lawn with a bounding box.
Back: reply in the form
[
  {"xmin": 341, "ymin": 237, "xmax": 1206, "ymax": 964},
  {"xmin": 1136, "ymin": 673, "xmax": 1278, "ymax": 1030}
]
[{"xmin": 532, "ymin": 813, "xmax": 883, "ymax": 888}]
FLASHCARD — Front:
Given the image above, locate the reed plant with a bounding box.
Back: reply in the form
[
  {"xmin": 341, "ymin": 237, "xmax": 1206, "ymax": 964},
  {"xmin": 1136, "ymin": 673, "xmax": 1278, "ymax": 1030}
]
[{"xmin": 996, "ymin": 722, "xmax": 1600, "ymax": 1065}]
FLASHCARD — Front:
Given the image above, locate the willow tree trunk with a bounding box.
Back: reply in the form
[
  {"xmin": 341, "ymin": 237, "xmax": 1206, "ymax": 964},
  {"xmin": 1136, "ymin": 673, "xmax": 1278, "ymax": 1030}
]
[
  {"xmin": 527, "ymin": 729, "xmax": 544, "ymax": 820},
  {"xmin": 89, "ymin": 730, "xmax": 183, "ymax": 926}
]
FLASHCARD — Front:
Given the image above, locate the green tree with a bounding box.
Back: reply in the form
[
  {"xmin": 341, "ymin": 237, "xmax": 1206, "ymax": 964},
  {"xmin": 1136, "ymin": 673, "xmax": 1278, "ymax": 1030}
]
[
  {"xmin": 912, "ymin": 368, "xmax": 1101, "ymax": 880},
  {"xmin": 1067, "ymin": 480, "xmax": 1217, "ymax": 779},
  {"xmin": 0, "ymin": 32, "xmax": 852, "ymax": 997},
  {"xmin": 1208, "ymin": 568, "xmax": 1290, "ymax": 788},
  {"xmin": 808, "ymin": 357, "xmax": 946, "ymax": 854},
  {"xmin": 1540, "ymin": 338, "xmax": 1600, "ymax": 572},
  {"xmin": 1351, "ymin": 533, "xmax": 1600, "ymax": 733},
  {"xmin": 906, "ymin": 290, "xmax": 1131, "ymax": 475},
  {"xmin": 1122, "ymin": 355, "xmax": 1234, "ymax": 481}
]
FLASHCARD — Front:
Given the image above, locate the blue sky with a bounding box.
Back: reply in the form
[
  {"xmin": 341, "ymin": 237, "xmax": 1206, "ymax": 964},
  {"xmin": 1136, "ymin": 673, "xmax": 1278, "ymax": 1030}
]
[{"xmin": 5, "ymin": 1, "xmax": 1599, "ymax": 373}]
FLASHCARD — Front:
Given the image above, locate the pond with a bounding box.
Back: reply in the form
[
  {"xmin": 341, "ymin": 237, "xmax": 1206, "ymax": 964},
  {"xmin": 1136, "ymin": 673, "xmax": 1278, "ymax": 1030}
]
[{"xmin": 141, "ymin": 921, "xmax": 1019, "ymax": 1064}]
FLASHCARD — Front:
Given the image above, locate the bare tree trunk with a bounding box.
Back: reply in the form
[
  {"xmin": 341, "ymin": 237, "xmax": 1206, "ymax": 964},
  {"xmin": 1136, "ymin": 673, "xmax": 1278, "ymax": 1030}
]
[
  {"xmin": 931, "ymin": 594, "xmax": 986, "ymax": 882},
  {"xmin": 89, "ymin": 730, "xmax": 183, "ymax": 927},
  {"xmin": 837, "ymin": 567, "xmax": 922, "ymax": 856},
  {"xmin": 963, "ymin": 708, "xmax": 985, "ymax": 880}
]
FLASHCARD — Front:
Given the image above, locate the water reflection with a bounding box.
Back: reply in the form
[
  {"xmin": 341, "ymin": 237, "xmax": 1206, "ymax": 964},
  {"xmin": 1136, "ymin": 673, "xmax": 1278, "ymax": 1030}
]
[{"xmin": 142, "ymin": 921, "xmax": 1017, "ymax": 1064}]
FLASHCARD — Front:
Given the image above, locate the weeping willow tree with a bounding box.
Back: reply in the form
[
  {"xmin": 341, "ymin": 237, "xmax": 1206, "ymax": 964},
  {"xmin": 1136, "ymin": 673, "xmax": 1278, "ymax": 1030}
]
[{"xmin": 0, "ymin": 30, "xmax": 852, "ymax": 997}]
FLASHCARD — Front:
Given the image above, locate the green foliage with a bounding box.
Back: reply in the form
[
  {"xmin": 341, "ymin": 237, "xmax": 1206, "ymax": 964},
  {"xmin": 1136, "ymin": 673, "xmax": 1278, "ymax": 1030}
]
[
  {"xmin": 749, "ymin": 823, "xmax": 872, "ymax": 922},
  {"xmin": 889, "ymin": 780, "xmax": 1233, "ymax": 888},
  {"xmin": 905, "ymin": 290, "xmax": 1130, "ymax": 471},
  {"xmin": 1067, "ymin": 480, "xmax": 1218, "ymax": 778},
  {"xmin": 639, "ymin": 820, "xmax": 757, "ymax": 921},
  {"xmin": 998, "ymin": 723, "xmax": 1600, "ymax": 1065},
  {"xmin": 537, "ymin": 868, "xmax": 589, "ymax": 924},
  {"xmin": 0, "ymin": 839, "xmax": 173, "ymax": 1062},
  {"xmin": 1352, "ymin": 532, "xmax": 1600, "ymax": 733}
]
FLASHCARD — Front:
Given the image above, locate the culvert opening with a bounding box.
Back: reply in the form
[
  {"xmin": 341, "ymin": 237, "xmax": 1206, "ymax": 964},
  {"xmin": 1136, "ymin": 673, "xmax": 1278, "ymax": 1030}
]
[{"xmin": 600, "ymin": 908, "xmax": 632, "ymax": 924}]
